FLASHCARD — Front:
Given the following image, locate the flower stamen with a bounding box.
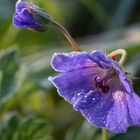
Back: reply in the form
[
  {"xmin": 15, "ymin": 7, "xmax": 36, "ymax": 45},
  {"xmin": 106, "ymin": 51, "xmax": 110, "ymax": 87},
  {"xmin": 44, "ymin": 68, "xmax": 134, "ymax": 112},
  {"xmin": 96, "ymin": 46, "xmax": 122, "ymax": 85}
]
[{"xmin": 94, "ymin": 76, "xmax": 110, "ymax": 94}]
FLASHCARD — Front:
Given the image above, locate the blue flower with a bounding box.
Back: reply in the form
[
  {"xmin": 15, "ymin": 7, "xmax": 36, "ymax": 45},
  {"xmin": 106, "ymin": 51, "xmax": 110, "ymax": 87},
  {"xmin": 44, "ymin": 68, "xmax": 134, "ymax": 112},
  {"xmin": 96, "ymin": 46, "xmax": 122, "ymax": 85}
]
[
  {"xmin": 13, "ymin": 0, "xmax": 51, "ymax": 31},
  {"xmin": 49, "ymin": 50, "xmax": 140, "ymax": 133}
]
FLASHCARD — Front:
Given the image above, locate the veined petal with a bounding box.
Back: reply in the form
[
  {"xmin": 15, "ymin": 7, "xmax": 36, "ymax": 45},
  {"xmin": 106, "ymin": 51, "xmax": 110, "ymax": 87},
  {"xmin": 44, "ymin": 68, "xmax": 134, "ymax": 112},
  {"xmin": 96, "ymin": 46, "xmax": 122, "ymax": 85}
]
[
  {"xmin": 126, "ymin": 93, "xmax": 140, "ymax": 125},
  {"xmin": 91, "ymin": 50, "xmax": 134, "ymax": 95},
  {"xmin": 72, "ymin": 90, "xmax": 101, "ymax": 110},
  {"xmin": 111, "ymin": 62, "xmax": 134, "ymax": 95},
  {"xmin": 90, "ymin": 51, "xmax": 112, "ymax": 69},
  {"xmin": 80, "ymin": 92, "xmax": 113, "ymax": 128},
  {"xmin": 106, "ymin": 84, "xmax": 129, "ymax": 133},
  {"xmin": 51, "ymin": 52, "xmax": 97, "ymax": 72},
  {"xmin": 48, "ymin": 67, "xmax": 102, "ymax": 103},
  {"xmin": 49, "ymin": 50, "xmax": 140, "ymax": 133}
]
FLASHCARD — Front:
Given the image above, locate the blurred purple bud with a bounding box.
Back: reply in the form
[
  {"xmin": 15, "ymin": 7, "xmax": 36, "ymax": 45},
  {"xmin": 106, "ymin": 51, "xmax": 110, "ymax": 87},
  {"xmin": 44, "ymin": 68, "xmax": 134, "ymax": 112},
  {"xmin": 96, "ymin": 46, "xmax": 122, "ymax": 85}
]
[{"xmin": 13, "ymin": 0, "xmax": 52, "ymax": 31}]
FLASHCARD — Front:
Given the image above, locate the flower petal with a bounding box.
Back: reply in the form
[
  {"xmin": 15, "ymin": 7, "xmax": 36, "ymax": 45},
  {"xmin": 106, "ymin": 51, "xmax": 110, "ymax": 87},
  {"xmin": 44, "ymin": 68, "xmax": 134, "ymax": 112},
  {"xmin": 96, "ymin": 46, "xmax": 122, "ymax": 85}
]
[
  {"xmin": 106, "ymin": 84, "xmax": 129, "ymax": 133},
  {"xmin": 18, "ymin": 9, "xmax": 34, "ymax": 22},
  {"xmin": 13, "ymin": 8, "xmax": 44, "ymax": 29},
  {"xmin": 126, "ymin": 93, "xmax": 140, "ymax": 125},
  {"xmin": 90, "ymin": 50, "xmax": 134, "ymax": 96},
  {"xmin": 13, "ymin": 0, "xmax": 48, "ymax": 31},
  {"xmin": 92, "ymin": 50, "xmax": 134, "ymax": 95},
  {"xmin": 49, "ymin": 50, "xmax": 140, "ymax": 133},
  {"xmin": 80, "ymin": 93, "xmax": 113, "ymax": 128},
  {"xmin": 51, "ymin": 52, "xmax": 97, "ymax": 72},
  {"xmin": 111, "ymin": 63, "xmax": 134, "ymax": 95},
  {"xmin": 90, "ymin": 51, "xmax": 112, "ymax": 69},
  {"xmin": 48, "ymin": 67, "xmax": 102, "ymax": 104},
  {"xmin": 72, "ymin": 90, "xmax": 101, "ymax": 110},
  {"xmin": 13, "ymin": 16, "xmax": 39, "ymax": 29},
  {"xmin": 16, "ymin": 0, "xmax": 27, "ymax": 12}
]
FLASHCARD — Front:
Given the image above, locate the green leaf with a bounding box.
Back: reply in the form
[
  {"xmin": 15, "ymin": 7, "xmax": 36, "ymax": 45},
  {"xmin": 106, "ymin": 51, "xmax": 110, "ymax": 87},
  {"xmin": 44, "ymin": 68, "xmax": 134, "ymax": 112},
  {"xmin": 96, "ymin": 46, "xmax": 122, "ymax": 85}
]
[
  {"xmin": 0, "ymin": 47, "xmax": 26, "ymax": 105},
  {"xmin": 65, "ymin": 121, "xmax": 99, "ymax": 140},
  {"xmin": 0, "ymin": 115, "xmax": 54, "ymax": 140},
  {"xmin": 0, "ymin": 114, "xmax": 20, "ymax": 140},
  {"xmin": 109, "ymin": 127, "xmax": 140, "ymax": 140}
]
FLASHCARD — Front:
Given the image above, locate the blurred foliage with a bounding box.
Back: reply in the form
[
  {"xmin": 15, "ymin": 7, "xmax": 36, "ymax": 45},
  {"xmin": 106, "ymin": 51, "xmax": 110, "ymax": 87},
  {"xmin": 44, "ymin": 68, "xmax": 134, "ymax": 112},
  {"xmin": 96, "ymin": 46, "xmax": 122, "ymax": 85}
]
[
  {"xmin": 0, "ymin": 0, "xmax": 140, "ymax": 140},
  {"xmin": 0, "ymin": 47, "xmax": 26, "ymax": 105},
  {"xmin": 0, "ymin": 115, "xmax": 53, "ymax": 140}
]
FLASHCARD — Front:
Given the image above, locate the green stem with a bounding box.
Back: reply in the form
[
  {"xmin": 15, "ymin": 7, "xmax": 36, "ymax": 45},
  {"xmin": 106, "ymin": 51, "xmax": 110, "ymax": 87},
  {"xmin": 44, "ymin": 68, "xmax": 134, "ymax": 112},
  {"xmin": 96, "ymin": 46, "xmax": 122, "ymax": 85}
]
[
  {"xmin": 102, "ymin": 128, "xmax": 108, "ymax": 140},
  {"xmin": 51, "ymin": 20, "xmax": 81, "ymax": 52},
  {"xmin": 108, "ymin": 49, "xmax": 127, "ymax": 65},
  {"xmin": 29, "ymin": 5, "xmax": 81, "ymax": 51}
]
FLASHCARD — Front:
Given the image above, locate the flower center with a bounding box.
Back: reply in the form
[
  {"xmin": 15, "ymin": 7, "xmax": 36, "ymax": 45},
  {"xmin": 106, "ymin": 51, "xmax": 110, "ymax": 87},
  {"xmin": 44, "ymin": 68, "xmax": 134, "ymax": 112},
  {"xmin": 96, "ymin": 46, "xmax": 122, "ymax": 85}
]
[{"xmin": 94, "ymin": 76, "xmax": 110, "ymax": 94}]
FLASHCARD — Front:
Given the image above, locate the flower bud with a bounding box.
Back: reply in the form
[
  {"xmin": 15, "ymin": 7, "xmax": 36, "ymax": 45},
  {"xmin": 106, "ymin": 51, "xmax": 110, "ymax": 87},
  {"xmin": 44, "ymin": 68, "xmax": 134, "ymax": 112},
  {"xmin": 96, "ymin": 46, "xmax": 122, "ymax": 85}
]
[{"xmin": 13, "ymin": 0, "xmax": 52, "ymax": 32}]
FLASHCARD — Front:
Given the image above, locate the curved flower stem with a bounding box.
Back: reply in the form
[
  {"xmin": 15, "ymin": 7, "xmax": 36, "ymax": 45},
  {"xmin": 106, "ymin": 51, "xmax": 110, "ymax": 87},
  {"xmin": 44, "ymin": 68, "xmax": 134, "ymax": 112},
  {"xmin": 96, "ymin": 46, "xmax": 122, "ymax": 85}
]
[
  {"xmin": 27, "ymin": 5, "xmax": 81, "ymax": 51},
  {"xmin": 108, "ymin": 49, "xmax": 127, "ymax": 65},
  {"xmin": 102, "ymin": 128, "xmax": 108, "ymax": 140},
  {"xmin": 51, "ymin": 20, "xmax": 81, "ymax": 52}
]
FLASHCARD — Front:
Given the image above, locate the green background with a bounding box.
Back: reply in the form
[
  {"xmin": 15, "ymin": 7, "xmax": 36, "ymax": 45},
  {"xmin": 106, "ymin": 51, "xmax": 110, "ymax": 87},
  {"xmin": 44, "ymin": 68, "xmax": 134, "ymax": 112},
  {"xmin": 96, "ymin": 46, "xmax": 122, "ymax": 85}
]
[{"xmin": 1, "ymin": 0, "xmax": 140, "ymax": 140}]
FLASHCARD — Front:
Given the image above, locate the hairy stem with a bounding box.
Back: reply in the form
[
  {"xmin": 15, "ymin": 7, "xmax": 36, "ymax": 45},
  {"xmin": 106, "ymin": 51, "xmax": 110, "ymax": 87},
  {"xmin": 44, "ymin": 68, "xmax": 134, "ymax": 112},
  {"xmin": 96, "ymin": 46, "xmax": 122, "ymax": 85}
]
[
  {"xmin": 108, "ymin": 49, "xmax": 127, "ymax": 65},
  {"xmin": 51, "ymin": 20, "xmax": 81, "ymax": 52}
]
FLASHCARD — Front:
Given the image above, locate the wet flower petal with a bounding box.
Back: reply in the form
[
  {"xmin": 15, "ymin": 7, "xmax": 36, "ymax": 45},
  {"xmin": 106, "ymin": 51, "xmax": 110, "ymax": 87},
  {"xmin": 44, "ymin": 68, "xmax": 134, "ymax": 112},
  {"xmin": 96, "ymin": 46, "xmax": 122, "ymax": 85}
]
[
  {"xmin": 90, "ymin": 51, "xmax": 112, "ymax": 69},
  {"xmin": 51, "ymin": 51, "xmax": 113, "ymax": 73},
  {"xmin": 92, "ymin": 50, "xmax": 134, "ymax": 95},
  {"xmin": 110, "ymin": 62, "xmax": 134, "ymax": 95},
  {"xmin": 106, "ymin": 84, "xmax": 129, "ymax": 133},
  {"xmin": 49, "ymin": 50, "xmax": 140, "ymax": 133},
  {"xmin": 49, "ymin": 67, "xmax": 102, "ymax": 103},
  {"xmin": 51, "ymin": 52, "xmax": 97, "ymax": 72},
  {"xmin": 126, "ymin": 93, "xmax": 140, "ymax": 125},
  {"xmin": 81, "ymin": 93, "xmax": 114, "ymax": 128},
  {"xmin": 72, "ymin": 90, "xmax": 101, "ymax": 110}
]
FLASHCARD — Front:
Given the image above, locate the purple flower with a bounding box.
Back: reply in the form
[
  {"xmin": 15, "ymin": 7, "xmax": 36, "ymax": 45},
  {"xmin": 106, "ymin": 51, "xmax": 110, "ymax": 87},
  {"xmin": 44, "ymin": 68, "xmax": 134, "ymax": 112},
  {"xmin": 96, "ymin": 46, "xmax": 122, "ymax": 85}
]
[
  {"xmin": 13, "ymin": 0, "xmax": 51, "ymax": 31},
  {"xmin": 49, "ymin": 50, "xmax": 140, "ymax": 133}
]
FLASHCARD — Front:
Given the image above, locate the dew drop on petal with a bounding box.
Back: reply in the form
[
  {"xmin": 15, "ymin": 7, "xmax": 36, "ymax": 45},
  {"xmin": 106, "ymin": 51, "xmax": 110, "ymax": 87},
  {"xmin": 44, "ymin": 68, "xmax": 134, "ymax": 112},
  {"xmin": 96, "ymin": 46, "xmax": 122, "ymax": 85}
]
[{"xmin": 84, "ymin": 95, "xmax": 88, "ymax": 98}]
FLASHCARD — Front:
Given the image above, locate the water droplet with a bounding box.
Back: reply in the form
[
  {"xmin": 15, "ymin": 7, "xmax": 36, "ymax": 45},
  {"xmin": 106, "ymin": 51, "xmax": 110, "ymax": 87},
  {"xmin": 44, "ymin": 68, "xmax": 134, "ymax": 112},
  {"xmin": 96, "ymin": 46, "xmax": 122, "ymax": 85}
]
[
  {"xmin": 118, "ymin": 120, "xmax": 121, "ymax": 123},
  {"xmin": 122, "ymin": 105, "xmax": 125, "ymax": 108},
  {"xmin": 77, "ymin": 93, "xmax": 81, "ymax": 96},
  {"xmin": 83, "ymin": 101, "xmax": 87, "ymax": 103},
  {"xmin": 89, "ymin": 90, "xmax": 93, "ymax": 93},
  {"xmin": 89, "ymin": 117, "xmax": 92, "ymax": 120}
]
